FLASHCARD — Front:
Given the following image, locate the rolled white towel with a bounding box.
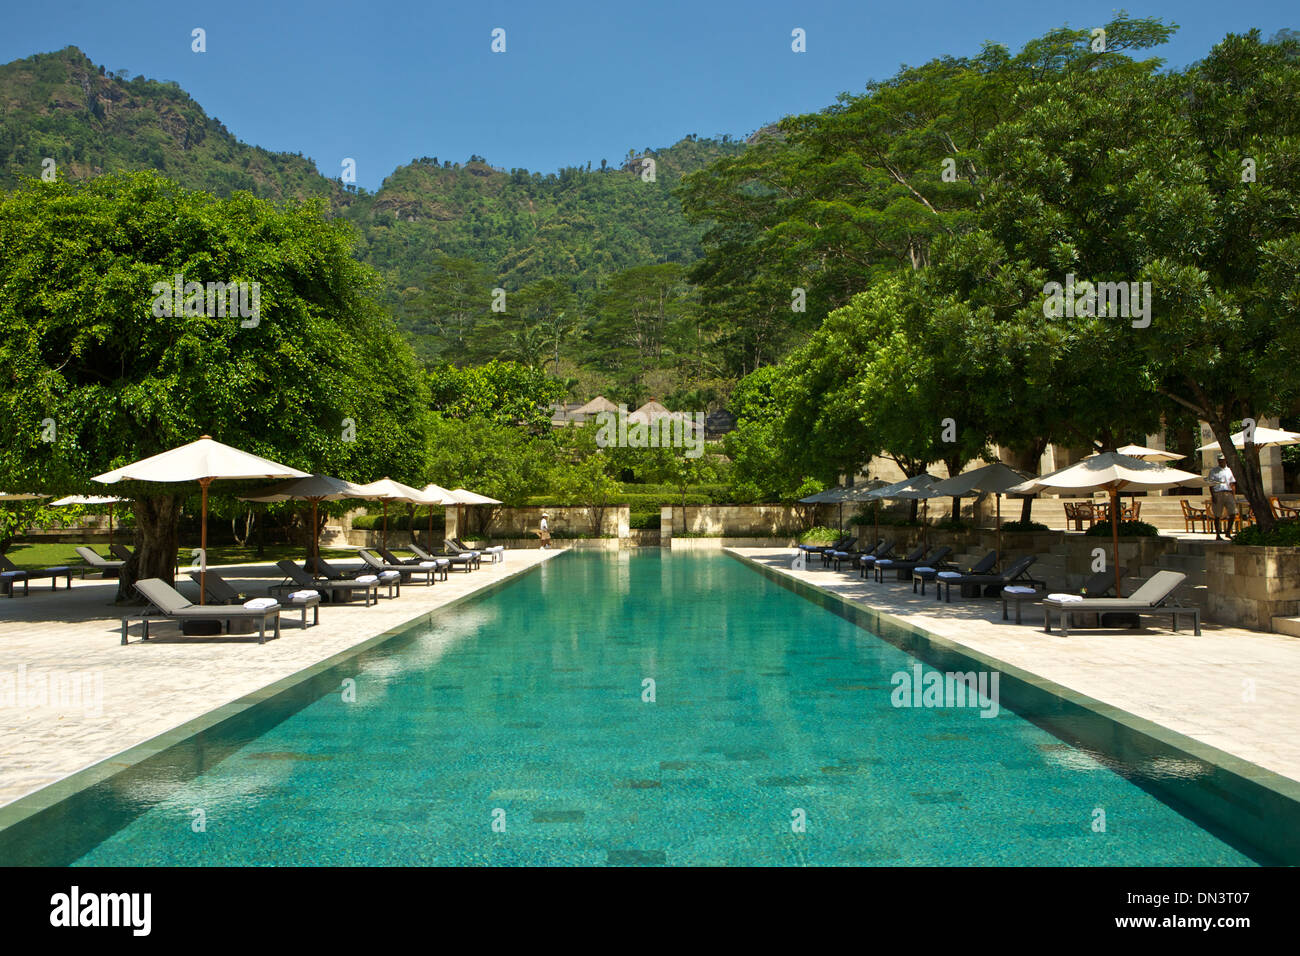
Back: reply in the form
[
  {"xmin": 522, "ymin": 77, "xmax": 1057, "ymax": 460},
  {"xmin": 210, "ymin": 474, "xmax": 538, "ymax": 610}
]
[
  {"xmin": 1003, "ymin": 586, "xmax": 1037, "ymax": 596},
  {"xmin": 288, "ymin": 589, "xmax": 320, "ymax": 602},
  {"xmin": 243, "ymin": 597, "xmax": 279, "ymax": 610},
  {"xmin": 355, "ymin": 574, "xmax": 379, "ymax": 584},
  {"xmin": 937, "ymin": 571, "xmax": 963, "ymax": 579},
  {"xmin": 485, "ymin": 546, "xmax": 505, "ymax": 553},
  {"xmin": 914, "ymin": 567, "xmax": 935, "ymax": 574},
  {"xmin": 419, "ymin": 561, "xmax": 437, "ymax": 568},
  {"xmin": 378, "ymin": 570, "xmax": 401, "ymax": 580},
  {"xmin": 1046, "ymin": 593, "xmax": 1083, "ymax": 603}
]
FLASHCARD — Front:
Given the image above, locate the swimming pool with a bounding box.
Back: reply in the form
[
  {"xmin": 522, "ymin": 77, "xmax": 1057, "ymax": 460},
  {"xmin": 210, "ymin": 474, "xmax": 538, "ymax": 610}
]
[{"xmin": 1, "ymin": 551, "xmax": 1273, "ymax": 865}]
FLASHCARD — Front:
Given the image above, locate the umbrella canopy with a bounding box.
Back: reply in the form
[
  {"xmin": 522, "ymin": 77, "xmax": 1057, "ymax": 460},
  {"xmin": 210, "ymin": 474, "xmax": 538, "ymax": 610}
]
[
  {"xmin": 865, "ymin": 474, "xmax": 939, "ymax": 499},
  {"xmin": 1007, "ymin": 452, "xmax": 1204, "ymax": 597},
  {"xmin": 241, "ymin": 474, "xmax": 373, "ymax": 571},
  {"xmin": 93, "ymin": 436, "xmax": 310, "ymax": 485},
  {"xmin": 350, "ymin": 478, "xmax": 449, "ymax": 551},
  {"xmin": 928, "ymin": 463, "xmax": 1031, "ymax": 498},
  {"xmin": 51, "ymin": 495, "xmax": 129, "ymax": 549},
  {"xmin": 1196, "ymin": 427, "xmax": 1300, "ymax": 452},
  {"xmin": 929, "ymin": 463, "xmax": 1031, "ymax": 563},
  {"xmin": 1111, "ymin": 444, "xmax": 1186, "ymax": 462},
  {"xmin": 1007, "ymin": 452, "xmax": 1202, "ymax": 497},
  {"xmin": 445, "ymin": 488, "xmax": 502, "ymax": 505},
  {"xmin": 443, "ymin": 488, "xmax": 502, "ymax": 542},
  {"xmin": 92, "ymin": 436, "xmax": 309, "ymax": 603}
]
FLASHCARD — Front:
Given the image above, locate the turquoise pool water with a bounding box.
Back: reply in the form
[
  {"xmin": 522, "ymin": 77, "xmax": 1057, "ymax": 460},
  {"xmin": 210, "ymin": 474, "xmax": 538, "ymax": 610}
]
[{"xmin": 62, "ymin": 552, "xmax": 1259, "ymax": 864}]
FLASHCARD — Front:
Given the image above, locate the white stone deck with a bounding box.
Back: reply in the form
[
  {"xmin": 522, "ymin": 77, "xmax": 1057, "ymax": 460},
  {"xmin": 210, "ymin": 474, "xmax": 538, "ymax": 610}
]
[
  {"xmin": 730, "ymin": 548, "xmax": 1300, "ymax": 785},
  {"xmin": 0, "ymin": 549, "xmax": 561, "ymax": 809}
]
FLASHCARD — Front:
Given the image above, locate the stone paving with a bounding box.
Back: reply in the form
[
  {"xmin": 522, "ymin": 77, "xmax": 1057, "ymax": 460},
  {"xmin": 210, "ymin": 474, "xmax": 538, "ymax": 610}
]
[
  {"xmin": 731, "ymin": 548, "xmax": 1300, "ymax": 785},
  {"xmin": 0, "ymin": 549, "xmax": 562, "ymax": 808}
]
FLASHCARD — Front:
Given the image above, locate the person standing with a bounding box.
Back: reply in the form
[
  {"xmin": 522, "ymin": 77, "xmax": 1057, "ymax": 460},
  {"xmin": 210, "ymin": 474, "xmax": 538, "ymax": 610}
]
[
  {"xmin": 538, "ymin": 513, "xmax": 551, "ymax": 549},
  {"xmin": 1208, "ymin": 454, "xmax": 1237, "ymax": 540}
]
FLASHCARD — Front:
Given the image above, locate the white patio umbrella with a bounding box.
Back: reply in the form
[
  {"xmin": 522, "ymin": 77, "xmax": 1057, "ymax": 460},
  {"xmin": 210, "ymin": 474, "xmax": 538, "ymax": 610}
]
[
  {"xmin": 350, "ymin": 478, "xmax": 448, "ymax": 552},
  {"xmin": 93, "ymin": 435, "xmax": 309, "ymax": 603},
  {"xmin": 1112, "ymin": 444, "xmax": 1186, "ymax": 462},
  {"xmin": 928, "ymin": 463, "xmax": 1030, "ymax": 560},
  {"xmin": 50, "ymin": 495, "xmax": 128, "ymax": 549},
  {"xmin": 419, "ymin": 483, "xmax": 457, "ymax": 548},
  {"xmin": 865, "ymin": 474, "xmax": 938, "ymax": 550},
  {"xmin": 1196, "ymin": 427, "xmax": 1300, "ymax": 452},
  {"xmin": 241, "ymin": 474, "xmax": 371, "ymax": 573},
  {"xmin": 1007, "ymin": 451, "xmax": 1204, "ymax": 597},
  {"xmin": 445, "ymin": 488, "xmax": 502, "ymax": 542}
]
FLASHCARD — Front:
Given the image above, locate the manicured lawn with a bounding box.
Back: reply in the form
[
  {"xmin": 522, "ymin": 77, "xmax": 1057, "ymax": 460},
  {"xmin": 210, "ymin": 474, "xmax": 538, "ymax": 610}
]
[{"xmin": 3, "ymin": 542, "xmax": 359, "ymax": 571}]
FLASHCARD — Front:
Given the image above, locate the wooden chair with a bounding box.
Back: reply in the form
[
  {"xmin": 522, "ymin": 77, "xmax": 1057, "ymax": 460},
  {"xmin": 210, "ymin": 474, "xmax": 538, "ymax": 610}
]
[
  {"xmin": 1063, "ymin": 501, "xmax": 1083, "ymax": 531},
  {"xmin": 1180, "ymin": 498, "xmax": 1209, "ymax": 533},
  {"xmin": 1271, "ymin": 496, "xmax": 1300, "ymax": 519},
  {"xmin": 1120, "ymin": 500, "xmax": 1142, "ymax": 522}
]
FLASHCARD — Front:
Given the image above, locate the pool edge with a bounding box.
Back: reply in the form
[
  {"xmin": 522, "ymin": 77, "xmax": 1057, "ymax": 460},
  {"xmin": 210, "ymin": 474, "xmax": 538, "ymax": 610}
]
[
  {"xmin": 727, "ymin": 548, "xmax": 1300, "ymax": 865},
  {"xmin": 0, "ymin": 552, "xmax": 561, "ymax": 845}
]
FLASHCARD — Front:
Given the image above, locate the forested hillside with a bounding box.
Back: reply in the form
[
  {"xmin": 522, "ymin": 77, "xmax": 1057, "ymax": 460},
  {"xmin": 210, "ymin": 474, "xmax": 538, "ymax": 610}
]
[{"xmin": 0, "ymin": 46, "xmax": 747, "ymax": 404}]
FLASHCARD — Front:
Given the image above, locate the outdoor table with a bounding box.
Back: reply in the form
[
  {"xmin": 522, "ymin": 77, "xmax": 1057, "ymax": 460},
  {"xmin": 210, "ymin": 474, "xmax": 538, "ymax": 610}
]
[
  {"xmin": 1000, "ymin": 585, "xmax": 1038, "ymax": 624},
  {"xmin": 936, "ymin": 570, "xmax": 963, "ymax": 602},
  {"xmin": 912, "ymin": 566, "xmax": 938, "ymax": 595}
]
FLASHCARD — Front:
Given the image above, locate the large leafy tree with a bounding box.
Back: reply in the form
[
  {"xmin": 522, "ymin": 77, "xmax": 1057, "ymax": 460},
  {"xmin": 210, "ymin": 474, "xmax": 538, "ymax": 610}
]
[{"xmin": 0, "ymin": 171, "xmax": 430, "ymax": 598}]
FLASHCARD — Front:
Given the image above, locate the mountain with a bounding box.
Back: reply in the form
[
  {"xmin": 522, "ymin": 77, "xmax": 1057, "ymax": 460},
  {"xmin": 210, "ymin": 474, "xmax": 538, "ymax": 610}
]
[
  {"xmin": 0, "ymin": 47, "xmax": 337, "ymax": 200},
  {"xmin": 0, "ymin": 47, "xmax": 746, "ymax": 371}
]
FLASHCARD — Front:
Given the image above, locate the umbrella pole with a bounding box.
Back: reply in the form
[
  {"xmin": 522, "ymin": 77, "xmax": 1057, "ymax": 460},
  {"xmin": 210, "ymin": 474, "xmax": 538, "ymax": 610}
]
[
  {"xmin": 996, "ymin": 493, "xmax": 1002, "ymax": 566},
  {"xmin": 383, "ymin": 500, "xmax": 389, "ymax": 553},
  {"xmin": 108, "ymin": 502, "xmax": 115, "ymax": 550},
  {"xmin": 199, "ymin": 477, "xmax": 211, "ymax": 605},
  {"xmin": 874, "ymin": 500, "xmax": 879, "ymax": 548},
  {"xmin": 312, "ymin": 497, "xmax": 320, "ymax": 574},
  {"xmin": 1110, "ymin": 487, "xmax": 1122, "ymax": 598},
  {"xmin": 428, "ymin": 506, "xmax": 433, "ymax": 549}
]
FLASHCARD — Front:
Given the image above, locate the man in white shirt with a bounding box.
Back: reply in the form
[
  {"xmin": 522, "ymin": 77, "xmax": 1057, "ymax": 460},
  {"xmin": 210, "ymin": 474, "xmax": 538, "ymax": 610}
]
[{"xmin": 1208, "ymin": 454, "xmax": 1237, "ymax": 539}]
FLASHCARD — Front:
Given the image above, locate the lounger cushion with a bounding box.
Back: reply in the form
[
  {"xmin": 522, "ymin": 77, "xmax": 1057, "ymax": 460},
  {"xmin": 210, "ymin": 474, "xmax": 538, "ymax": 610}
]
[
  {"xmin": 1047, "ymin": 593, "xmax": 1083, "ymax": 603},
  {"xmin": 243, "ymin": 598, "xmax": 278, "ymax": 610},
  {"xmin": 288, "ymin": 590, "xmax": 320, "ymax": 602},
  {"xmin": 355, "ymin": 574, "xmax": 379, "ymax": 584}
]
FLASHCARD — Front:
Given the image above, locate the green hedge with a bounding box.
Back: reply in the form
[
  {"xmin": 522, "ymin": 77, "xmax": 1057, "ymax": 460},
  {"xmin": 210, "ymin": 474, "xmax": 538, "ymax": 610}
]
[
  {"xmin": 523, "ymin": 493, "xmax": 709, "ymax": 509},
  {"xmin": 353, "ymin": 514, "xmax": 446, "ymax": 532},
  {"xmin": 1083, "ymin": 520, "xmax": 1159, "ymax": 538},
  {"xmin": 629, "ymin": 511, "xmax": 661, "ymax": 530},
  {"xmin": 1232, "ymin": 519, "xmax": 1300, "ymax": 547}
]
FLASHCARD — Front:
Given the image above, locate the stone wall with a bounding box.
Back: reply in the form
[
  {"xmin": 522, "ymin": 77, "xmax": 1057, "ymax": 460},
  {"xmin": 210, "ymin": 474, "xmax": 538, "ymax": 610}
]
[{"xmin": 1204, "ymin": 544, "xmax": 1300, "ymax": 632}]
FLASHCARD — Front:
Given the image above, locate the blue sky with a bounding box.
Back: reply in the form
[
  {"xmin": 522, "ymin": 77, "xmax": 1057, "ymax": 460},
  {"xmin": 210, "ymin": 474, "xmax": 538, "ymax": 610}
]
[{"xmin": 2, "ymin": 0, "xmax": 1294, "ymax": 191}]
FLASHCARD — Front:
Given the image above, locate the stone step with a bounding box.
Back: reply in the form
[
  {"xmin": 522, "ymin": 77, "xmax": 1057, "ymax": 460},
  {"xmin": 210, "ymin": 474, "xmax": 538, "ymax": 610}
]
[{"xmin": 1271, "ymin": 616, "xmax": 1300, "ymax": 638}]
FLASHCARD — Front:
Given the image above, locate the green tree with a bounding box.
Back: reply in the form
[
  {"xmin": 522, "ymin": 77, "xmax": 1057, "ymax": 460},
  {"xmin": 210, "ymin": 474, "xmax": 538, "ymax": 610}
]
[{"xmin": 0, "ymin": 171, "xmax": 429, "ymax": 598}]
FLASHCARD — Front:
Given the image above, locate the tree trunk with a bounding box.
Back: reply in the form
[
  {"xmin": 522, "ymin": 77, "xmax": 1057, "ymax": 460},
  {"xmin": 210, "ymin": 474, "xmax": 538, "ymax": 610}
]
[
  {"xmin": 117, "ymin": 495, "xmax": 182, "ymax": 603},
  {"xmin": 1208, "ymin": 416, "xmax": 1276, "ymax": 533}
]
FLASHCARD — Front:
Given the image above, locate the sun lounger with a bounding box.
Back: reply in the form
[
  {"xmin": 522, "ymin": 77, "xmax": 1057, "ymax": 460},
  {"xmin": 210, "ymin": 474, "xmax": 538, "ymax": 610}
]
[
  {"xmin": 1042, "ymin": 570, "xmax": 1198, "ymax": 636},
  {"xmin": 189, "ymin": 570, "xmax": 320, "ymax": 628},
  {"xmin": 0, "ymin": 554, "xmax": 73, "ymax": 591},
  {"xmin": 800, "ymin": 535, "xmax": 852, "ymax": 558},
  {"xmin": 1003, "ymin": 569, "xmax": 1116, "ymax": 625},
  {"xmin": 121, "ymin": 578, "xmax": 281, "ymax": 645},
  {"xmin": 75, "ymin": 546, "xmax": 124, "ymax": 578},
  {"xmin": 1, "ymin": 570, "xmax": 28, "ymax": 598},
  {"xmin": 858, "ymin": 540, "xmax": 896, "ymax": 578},
  {"xmin": 359, "ymin": 548, "xmax": 435, "ymax": 586},
  {"xmin": 870, "ymin": 545, "xmax": 926, "ymax": 582},
  {"xmin": 827, "ymin": 538, "xmax": 883, "ymax": 571},
  {"xmin": 938, "ymin": 554, "xmax": 1043, "ymax": 602},
  {"xmin": 443, "ymin": 540, "xmax": 483, "ymax": 569},
  {"xmin": 877, "ymin": 545, "xmax": 951, "ymax": 583},
  {"xmin": 109, "ymin": 543, "xmax": 134, "ymax": 562},
  {"xmin": 452, "ymin": 537, "xmax": 504, "ymax": 562},
  {"xmin": 918, "ymin": 550, "xmax": 997, "ymax": 597},
  {"xmin": 272, "ymin": 560, "xmax": 380, "ymax": 606}
]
